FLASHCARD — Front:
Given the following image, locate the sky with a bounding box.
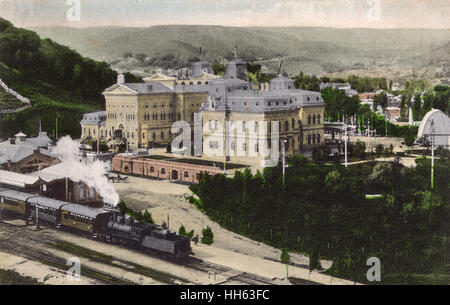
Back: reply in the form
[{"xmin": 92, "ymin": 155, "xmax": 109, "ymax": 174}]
[{"xmin": 0, "ymin": 0, "xmax": 449, "ymax": 28}]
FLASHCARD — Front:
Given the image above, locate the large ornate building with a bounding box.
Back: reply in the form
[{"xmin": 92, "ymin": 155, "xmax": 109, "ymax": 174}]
[
  {"xmin": 201, "ymin": 60, "xmax": 325, "ymax": 166},
  {"xmin": 81, "ymin": 59, "xmax": 325, "ymax": 164}
]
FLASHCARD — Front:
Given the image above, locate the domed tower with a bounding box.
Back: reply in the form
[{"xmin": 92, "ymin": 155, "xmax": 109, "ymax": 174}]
[
  {"xmin": 269, "ymin": 75, "xmax": 295, "ymax": 90},
  {"xmin": 225, "ymin": 59, "xmax": 248, "ymax": 81},
  {"xmin": 191, "ymin": 61, "xmax": 214, "ymax": 78}
]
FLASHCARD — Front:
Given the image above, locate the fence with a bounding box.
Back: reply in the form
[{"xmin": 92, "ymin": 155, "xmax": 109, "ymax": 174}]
[{"xmin": 0, "ymin": 78, "xmax": 31, "ymax": 104}]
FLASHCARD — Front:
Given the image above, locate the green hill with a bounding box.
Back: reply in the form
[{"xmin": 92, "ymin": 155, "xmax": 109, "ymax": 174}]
[
  {"xmin": 0, "ymin": 18, "xmax": 141, "ymax": 140},
  {"xmin": 30, "ymin": 25, "xmax": 450, "ymax": 75}
]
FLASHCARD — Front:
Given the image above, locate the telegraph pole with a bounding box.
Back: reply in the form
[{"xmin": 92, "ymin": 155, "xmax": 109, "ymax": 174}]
[
  {"xmin": 431, "ymin": 137, "xmax": 434, "ymax": 189},
  {"xmin": 344, "ymin": 124, "xmax": 348, "ymax": 167},
  {"xmin": 282, "ymin": 140, "xmax": 287, "ymax": 185}
]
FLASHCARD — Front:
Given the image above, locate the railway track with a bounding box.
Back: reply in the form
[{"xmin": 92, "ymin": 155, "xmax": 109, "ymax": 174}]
[{"xmin": 0, "ymin": 218, "xmax": 279, "ymax": 285}]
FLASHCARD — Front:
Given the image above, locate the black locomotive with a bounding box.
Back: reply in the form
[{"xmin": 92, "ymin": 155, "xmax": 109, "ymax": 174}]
[{"xmin": 0, "ymin": 190, "xmax": 192, "ymax": 260}]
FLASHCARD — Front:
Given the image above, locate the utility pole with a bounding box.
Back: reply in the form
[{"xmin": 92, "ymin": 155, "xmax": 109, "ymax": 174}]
[
  {"xmin": 55, "ymin": 113, "xmax": 59, "ymax": 140},
  {"xmin": 431, "ymin": 137, "xmax": 434, "ymax": 189},
  {"xmin": 282, "ymin": 139, "xmax": 287, "ymax": 185},
  {"xmin": 344, "ymin": 124, "xmax": 348, "ymax": 167}
]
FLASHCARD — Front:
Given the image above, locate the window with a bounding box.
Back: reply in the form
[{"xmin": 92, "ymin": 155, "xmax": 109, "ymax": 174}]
[
  {"xmin": 242, "ymin": 121, "xmax": 246, "ymax": 132},
  {"xmin": 254, "ymin": 121, "xmax": 258, "ymax": 133},
  {"xmin": 143, "ymin": 133, "xmax": 145, "ymax": 139},
  {"xmin": 292, "ymin": 118, "xmax": 295, "ymax": 129},
  {"xmin": 317, "ymin": 134, "xmax": 321, "ymax": 143},
  {"xmin": 317, "ymin": 114, "xmax": 321, "ymax": 124},
  {"xmin": 308, "ymin": 115, "xmax": 311, "ymax": 125},
  {"xmin": 313, "ymin": 114, "xmax": 316, "ymax": 125},
  {"xmin": 152, "ymin": 133, "xmax": 156, "ymax": 139},
  {"xmin": 208, "ymin": 120, "xmax": 212, "ymax": 130},
  {"xmin": 161, "ymin": 132, "xmax": 164, "ymax": 139},
  {"xmin": 161, "ymin": 168, "xmax": 166, "ymax": 174},
  {"xmin": 191, "ymin": 112, "xmax": 194, "ymax": 122},
  {"xmin": 285, "ymin": 121, "xmax": 289, "ymax": 131},
  {"xmin": 308, "ymin": 135, "xmax": 311, "ymax": 144},
  {"xmin": 254, "ymin": 143, "xmax": 259, "ymax": 153},
  {"xmin": 184, "ymin": 171, "xmax": 189, "ymax": 178},
  {"xmin": 312, "ymin": 134, "xmax": 316, "ymax": 144},
  {"xmin": 242, "ymin": 143, "xmax": 247, "ymax": 152},
  {"xmin": 215, "ymin": 120, "xmax": 218, "ymax": 130},
  {"xmin": 150, "ymin": 167, "xmax": 155, "ymax": 173}
]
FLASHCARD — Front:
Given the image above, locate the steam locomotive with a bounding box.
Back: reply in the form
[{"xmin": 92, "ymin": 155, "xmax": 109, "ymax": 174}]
[{"xmin": 0, "ymin": 190, "xmax": 192, "ymax": 260}]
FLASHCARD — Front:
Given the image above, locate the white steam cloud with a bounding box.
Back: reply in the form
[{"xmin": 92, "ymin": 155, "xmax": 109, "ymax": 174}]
[{"xmin": 52, "ymin": 136, "xmax": 120, "ymax": 206}]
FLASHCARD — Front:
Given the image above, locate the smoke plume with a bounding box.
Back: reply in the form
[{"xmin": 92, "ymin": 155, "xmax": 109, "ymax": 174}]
[{"xmin": 52, "ymin": 136, "xmax": 120, "ymax": 206}]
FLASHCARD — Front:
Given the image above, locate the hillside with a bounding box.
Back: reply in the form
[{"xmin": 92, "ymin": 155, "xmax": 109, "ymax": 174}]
[
  {"xmin": 30, "ymin": 25, "xmax": 450, "ymax": 76},
  {"xmin": 0, "ymin": 18, "xmax": 141, "ymax": 140}
]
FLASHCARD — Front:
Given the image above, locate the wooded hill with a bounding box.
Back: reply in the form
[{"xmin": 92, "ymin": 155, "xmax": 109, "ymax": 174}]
[{"xmin": 0, "ymin": 17, "xmax": 141, "ymax": 140}]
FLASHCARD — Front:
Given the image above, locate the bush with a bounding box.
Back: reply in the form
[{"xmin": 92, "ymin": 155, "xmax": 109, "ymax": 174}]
[
  {"xmin": 201, "ymin": 226, "xmax": 214, "ymax": 245},
  {"xmin": 178, "ymin": 225, "xmax": 195, "ymax": 239}
]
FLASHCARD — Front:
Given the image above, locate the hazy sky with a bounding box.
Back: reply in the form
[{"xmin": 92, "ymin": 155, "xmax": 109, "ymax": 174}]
[{"xmin": 1, "ymin": 0, "xmax": 449, "ymax": 28}]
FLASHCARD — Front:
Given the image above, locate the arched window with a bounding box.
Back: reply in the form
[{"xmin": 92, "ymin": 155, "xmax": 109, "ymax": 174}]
[
  {"xmin": 184, "ymin": 171, "xmax": 189, "ymax": 178},
  {"xmin": 308, "ymin": 115, "xmax": 311, "ymax": 125},
  {"xmin": 292, "ymin": 118, "xmax": 295, "ymax": 129},
  {"xmin": 313, "ymin": 114, "xmax": 316, "ymax": 125},
  {"xmin": 254, "ymin": 121, "xmax": 258, "ymax": 133},
  {"xmin": 308, "ymin": 135, "xmax": 311, "ymax": 144},
  {"xmin": 161, "ymin": 168, "xmax": 166, "ymax": 175},
  {"xmin": 242, "ymin": 121, "xmax": 246, "ymax": 132},
  {"xmin": 318, "ymin": 114, "xmax": 321, "ymax": 124},
  {"xmin": 254, "ymin": 143, "xmax": 259, "ymax": 153},
  {"xmin": 285, "ymin": 121, "xmax": 289, "ymax": 131},
  {"xmin": 312, "ymin": 134, "xmax": 316, "ymax": 144}
]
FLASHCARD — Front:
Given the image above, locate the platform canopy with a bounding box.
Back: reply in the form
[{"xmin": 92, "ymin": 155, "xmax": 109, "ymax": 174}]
[{"xmin": 416, "ymin": 109, "xmax": 450, "ymax": 147}]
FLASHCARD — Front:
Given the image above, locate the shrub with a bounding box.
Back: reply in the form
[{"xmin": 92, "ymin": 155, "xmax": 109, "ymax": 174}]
[{"xmin": 201, "ymin": 226, "xmax": 214, "ymax": 245}]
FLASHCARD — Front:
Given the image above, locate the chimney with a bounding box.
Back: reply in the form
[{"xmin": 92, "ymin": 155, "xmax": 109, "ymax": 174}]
[{"xmin": 117, "ymin": 74, "xmax": 125, "ymax": 84}]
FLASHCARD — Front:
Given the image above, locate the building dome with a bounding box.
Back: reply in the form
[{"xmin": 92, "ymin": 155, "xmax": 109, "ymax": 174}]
[
  {"xmin": 225, "ymin": 59, "xmax": 248, "ymax": 81},
  {"xmin": 191, "ymin": 61, "xmax": 214, "ymax": 78},
  {"xmin": 269, "ymin": 75, "xmax": 295, "ymax": 91}
]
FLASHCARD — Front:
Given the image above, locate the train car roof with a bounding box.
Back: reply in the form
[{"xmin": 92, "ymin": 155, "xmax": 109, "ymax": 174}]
[
  {"xmin": 0, "ymin": 190, "xmax": 36, "ymax": 202},
  {"xmin": 27, "ymin": 196, "xmax": 71, "ymax": 210},
  {"xmin": 61, "ymin": 204, "xmax": 111, "ymax": 219}
]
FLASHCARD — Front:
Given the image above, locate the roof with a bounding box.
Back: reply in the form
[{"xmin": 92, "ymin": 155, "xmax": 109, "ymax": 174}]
[
  {"xmin": 122, "ymin": 83, "xmax": 173, "ymax": 94},
  {"xmin": 0, "ymin": 190, "xmax": 36, "ymax": 202},
  {"xmin": 61, "ymin": 204, "xmax": 111, "ymax": 218},
  {"xmin": 15, "ymin": 132, "xmax": 27, "ymax": 137},
  {"xmin": 80, "ymin": 111, "xmax": 107, "ymax": 126},
  {"xmin": 0, "ymin": 170, "xmax": 41, "ymax": 187},
  {"xmin": 27, "ymin": 196, "xmax": 71, "ymax": 210}
]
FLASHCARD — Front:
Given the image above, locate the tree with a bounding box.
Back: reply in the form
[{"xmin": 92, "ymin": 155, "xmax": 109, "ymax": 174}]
[
  {"xmin": 375, "ymin": 144, "xmax": 384, "ymax": 157},
  {"xmin": 179, "ymin": 225, "xmax": 195, "ymax": 238},
  {"xmin": 201, "ymin": 226, "xmax": 214, "ymax": 245}
]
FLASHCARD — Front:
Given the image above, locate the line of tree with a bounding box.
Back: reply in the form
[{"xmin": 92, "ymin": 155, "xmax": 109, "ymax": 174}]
[{"xmin": 190, "ymin": 156, "xmax": 449, "ymax": 284}]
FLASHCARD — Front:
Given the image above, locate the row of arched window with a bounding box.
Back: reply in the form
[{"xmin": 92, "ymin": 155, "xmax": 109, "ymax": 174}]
[
  {"xmin": 307, "ymin": 114, "xmax": 321, "ymax": 125},
  {"xmin": 307, "ymin": 134, "xmax": 321, "ymax": 145}
]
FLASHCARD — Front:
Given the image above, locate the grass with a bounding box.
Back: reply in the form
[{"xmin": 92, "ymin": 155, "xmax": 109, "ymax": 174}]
[
  {"xmin": 51, "ymin": 240, "xmax": 183, "ymax": 285},
  {"xmin": 0, "ymin": 269, "xmax": 43, "ymax": 285}
]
